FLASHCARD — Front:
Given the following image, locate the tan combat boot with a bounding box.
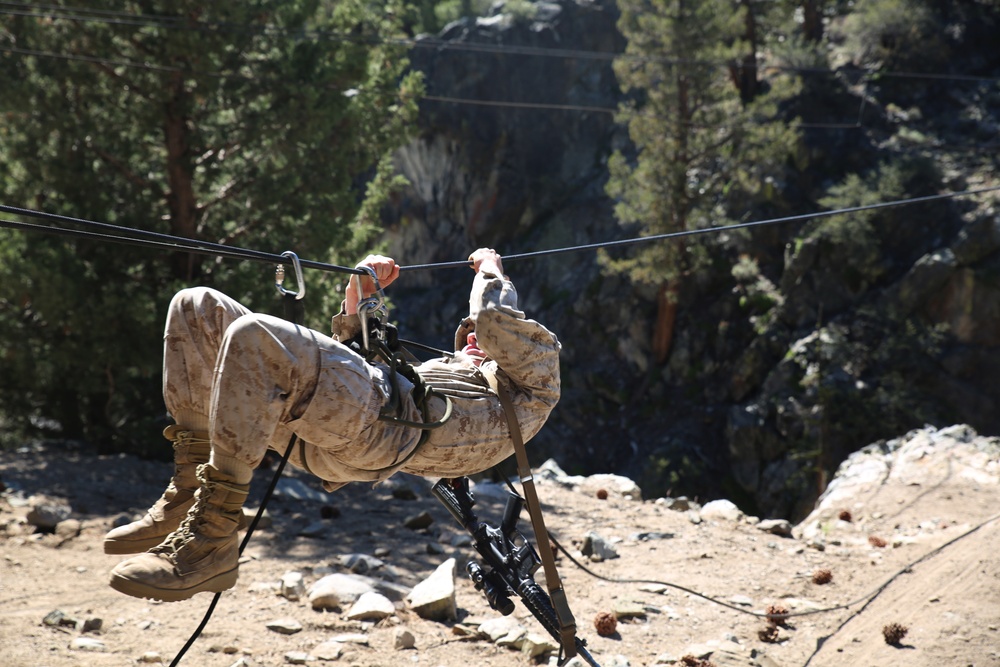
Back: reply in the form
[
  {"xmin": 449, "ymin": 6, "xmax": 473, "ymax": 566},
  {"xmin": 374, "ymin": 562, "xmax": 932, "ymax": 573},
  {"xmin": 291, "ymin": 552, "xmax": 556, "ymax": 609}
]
[
  {"xmin": 109, "ymin": 463, "xmax": 249, "ymax": 602},
  {"xmin": 103, "ymin": 426, "xmax": 211, "ymax": 555}
]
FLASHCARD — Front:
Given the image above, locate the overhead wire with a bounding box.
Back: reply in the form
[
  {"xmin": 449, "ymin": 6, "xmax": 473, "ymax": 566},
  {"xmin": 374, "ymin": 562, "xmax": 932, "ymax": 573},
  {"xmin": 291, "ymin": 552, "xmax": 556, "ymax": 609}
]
[
  {"xmin": 2, "ymin": 1, "xmax": 1000, "ymax": 87},
  {"xmin": 3, "ymin": 1, "xmax": 996, "ymax": 135}
]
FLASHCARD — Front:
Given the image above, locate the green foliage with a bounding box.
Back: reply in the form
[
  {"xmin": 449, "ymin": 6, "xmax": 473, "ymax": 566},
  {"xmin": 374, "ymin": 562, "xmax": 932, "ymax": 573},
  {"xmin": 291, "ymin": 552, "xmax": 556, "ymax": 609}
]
[
  {"xmin": 605, "ymin": 0, "xmax": 801, "ymax": 290},
  {"xmin": 405, "ymin": 0, "xmax": 492, "ymax": 34},
  {"xmin": 839, "ymin": 0, "xmax": 948, "ymax": 70},
  {"xmin": 0, "ymin": 0, "xmax": 422, "ymax": 448},
  {"xmin": 733, "ymin": 255, "xmax": 784, "ymax": 334}
]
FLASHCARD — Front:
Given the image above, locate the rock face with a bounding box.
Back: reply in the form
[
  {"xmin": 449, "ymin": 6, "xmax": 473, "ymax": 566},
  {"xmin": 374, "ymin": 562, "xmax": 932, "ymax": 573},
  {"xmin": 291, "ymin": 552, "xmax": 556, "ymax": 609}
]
[{"xmin": 381, "ymin": 0, "xmax": 1000, "ymax": 520}]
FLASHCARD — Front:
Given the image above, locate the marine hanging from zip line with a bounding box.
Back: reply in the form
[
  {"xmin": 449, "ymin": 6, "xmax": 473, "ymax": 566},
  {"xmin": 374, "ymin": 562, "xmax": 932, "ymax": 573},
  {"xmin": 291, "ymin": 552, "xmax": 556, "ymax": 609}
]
[{"xmin": 104, "ymin": 247, "xmax": 562, "ymax": 603}]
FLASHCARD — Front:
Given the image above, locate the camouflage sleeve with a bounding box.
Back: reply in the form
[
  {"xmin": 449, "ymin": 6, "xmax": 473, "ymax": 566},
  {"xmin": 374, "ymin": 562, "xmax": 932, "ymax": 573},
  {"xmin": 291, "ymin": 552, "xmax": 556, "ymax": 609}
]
[
  {"xmin": 472, "ymin": 271, "xmax": 561, "ymax": 410},
  {"xmin": 330, "ymin": 304, "xmax": 362, "ymax": 342}
]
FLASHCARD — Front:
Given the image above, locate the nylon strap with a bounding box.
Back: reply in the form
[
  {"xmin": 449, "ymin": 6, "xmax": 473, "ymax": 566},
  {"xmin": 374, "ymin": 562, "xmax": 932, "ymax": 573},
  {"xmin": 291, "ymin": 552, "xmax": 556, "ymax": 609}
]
[{"xmin": 484, "ymin": 369, "xmax": 578, "ymax": 658}]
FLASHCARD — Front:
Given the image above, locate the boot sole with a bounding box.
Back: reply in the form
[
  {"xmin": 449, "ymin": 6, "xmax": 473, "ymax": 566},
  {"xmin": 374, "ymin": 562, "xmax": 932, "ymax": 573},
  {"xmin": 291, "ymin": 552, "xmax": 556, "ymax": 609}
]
[
  {"xmin": 109, "ymin": 567, "xmax": 239, "ymax": 602},
  {"xmin": 103, "ymin": 514, "xmax": 248, "ymax": 555}
]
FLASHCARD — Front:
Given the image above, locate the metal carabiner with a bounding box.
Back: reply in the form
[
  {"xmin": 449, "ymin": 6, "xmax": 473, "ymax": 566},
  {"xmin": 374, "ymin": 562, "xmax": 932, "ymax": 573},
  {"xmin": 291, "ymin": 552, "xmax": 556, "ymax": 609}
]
[
  {"xmin": 275, "ymin": 251, "xmax": 306, "ymax": 300},
  {"xmin": 355, "ymin": 264, "xmax": 387, "ymax": 354}
]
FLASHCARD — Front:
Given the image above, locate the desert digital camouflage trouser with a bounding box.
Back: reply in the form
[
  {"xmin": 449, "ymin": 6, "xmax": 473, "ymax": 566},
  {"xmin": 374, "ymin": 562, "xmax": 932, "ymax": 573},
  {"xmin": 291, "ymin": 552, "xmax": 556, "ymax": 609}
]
[{"xmin": 162, "ymin": 287, "xmax": 423, "ymax": 486}]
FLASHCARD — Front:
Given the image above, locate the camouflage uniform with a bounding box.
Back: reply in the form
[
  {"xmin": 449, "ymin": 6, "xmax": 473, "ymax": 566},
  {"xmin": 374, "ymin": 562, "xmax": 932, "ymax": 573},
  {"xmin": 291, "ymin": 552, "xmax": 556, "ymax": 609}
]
[{"xmin": 162, "ymin": 269, "xmax": 561, "ymax": 488}]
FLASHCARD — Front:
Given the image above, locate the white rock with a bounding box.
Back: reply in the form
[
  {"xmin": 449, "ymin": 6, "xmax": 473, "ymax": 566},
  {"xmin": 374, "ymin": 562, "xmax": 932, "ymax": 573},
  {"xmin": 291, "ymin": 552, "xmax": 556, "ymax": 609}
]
[
  {"xmin": 346, "ymin": 591, "xmax": 395, "ymax": 621},
  {"xmin": 581, "ymin": 531, "xmax": 619, "ymax": 561},
  {"xmin": 520, "ymin": 632, "xmax": 557, "ymax": 658},
  {"xmin": 265, "ymin": 618, "xmax": 303, "ymax": 635},
  {"xmin": 311, "ymin": 641, "xmax": 343, "ymax": 660},
  {"xmin": 308, "ymin": 573, "xmax": 375, "ymax": 610},
  {"xmin": 70, "ymin": 637, "xmax": 107, "ymax": 652},
  {"xmin": 479, "ymin": 616, "xmax": 525, "ymax": 643},
  {"xmin": 393, "ymin": 627, "xmax": 416, "ymax": 650},
  {"xmin": 280, "ymin": 571, "xmax": 305, "ymax": 601},
  {"xmin": 700, "ymin": 499, "xmax": 744, "ymax": 522},
  {"xmin": 406, "ymin": 558, "xmax": 457, "ymax": 621},
  {"xmin": 580, "ymin": 474, "xmax": 642, "ymax": 500}
]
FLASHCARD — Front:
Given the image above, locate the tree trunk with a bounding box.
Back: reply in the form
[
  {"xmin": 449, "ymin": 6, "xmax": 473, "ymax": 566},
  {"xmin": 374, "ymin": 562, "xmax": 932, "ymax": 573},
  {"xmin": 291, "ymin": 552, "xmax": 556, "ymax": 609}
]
[
  {"xmin": 164, "ymin": 70, "xmax": 201, "ymax": 281},
  {"xmin": 731, "ymin": 0, "xmax": 759, "ymax": 104},
  {"xmin": 802, "ymin": 0, "xmax": 823, "ymax": 43},
  {"xmin": 653, "ymin": 282, "xmax": 680, "ymax": 364}
]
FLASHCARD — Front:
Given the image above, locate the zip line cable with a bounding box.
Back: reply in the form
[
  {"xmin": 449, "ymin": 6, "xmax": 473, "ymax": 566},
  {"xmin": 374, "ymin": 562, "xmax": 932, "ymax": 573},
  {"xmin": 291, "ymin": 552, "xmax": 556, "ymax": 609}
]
[
  {"xmin": 4, "ymin": 1, "xmax": 1000, "ymax": 87},
  {"xmin": 398, "ymin": 184, "xmax": 1000, "ymax": 272},
  {"xmin": 4, "ymin": 185, "xmax": 1000, "ymax": 276},
  {"xmin": 0, "ymin": 204, "xmax": 367, "ymax": 277}
]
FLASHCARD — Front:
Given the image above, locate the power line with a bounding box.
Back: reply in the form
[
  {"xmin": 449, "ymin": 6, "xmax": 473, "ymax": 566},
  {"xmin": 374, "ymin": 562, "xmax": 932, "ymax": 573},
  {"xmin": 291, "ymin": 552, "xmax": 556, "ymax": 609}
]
[{"xmin": 3, "ymin": 1, "xmax": 1000, "ymax": 87}]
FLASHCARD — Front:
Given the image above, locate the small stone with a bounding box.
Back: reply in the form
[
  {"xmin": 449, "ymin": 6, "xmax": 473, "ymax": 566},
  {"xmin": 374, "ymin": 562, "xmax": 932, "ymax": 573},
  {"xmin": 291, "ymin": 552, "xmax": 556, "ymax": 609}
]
[
  {"xmin": 392, "ymin": 486, "xmax": 418, "ymax": 500},
  {"xmin": 700, "ymin": 499, "xmax": 743, "ymax": 522},
  {"xmin": 312, "ymin": 641, "xmax": 344, "ymax": 660},
  {"xmin": 299, "ymin": 520, "xmax": 330, "ymax": 537},
  {"xmin": 393, "ymin": 627, "xmax": 416, "ymax": 650},
  {"xmin": 338, "ymin": 553, "xmax": 384, "ymax": 575},
  {"xmin": 580, "ymin": 532, "xmax": 619, "ymax": 561},
  {"xmin": 139, "ymin": 652, "xmax": 163, "ymax": 663},
  {"xmin": 55, "ymin": 519, "xmax": 82, "ymax": 539},
  {"xmin": 403, "ymin": 511, "xmax": 434, "ymax": 530},
  {"xmin": 43, "ymin": 610, "xmax": 66, "ymax": 627},
  {"xmin": 280, "ymin": 571, "xmax": 306, "ymax": 601},
  {"xmin": 27, "ymin": 503, "xmax": 72, "ymax": 529},
  {"xmin": 757, "ymin": 519, "xmax": 793, "ymax": 537},
  {"xmin": 308, "ymin": 573, "xmax": 375, "ymax": 610},
  {"xmin": 284, "ymin": 651, "xmax": 311, "ymax": 664},
  {"xmin": 613, "ymin": 601, "xmax": 647, "ymax": 620},
  {"xmin": 521, "ymin": 633, "xmax": 558, "ymax": 658},
  {"xmin": 70, "ymin": 637, "xmax": 107, "ymax": 652},
  {"xmin": 243, "ymin": 506, "xmax": 272, "ymax": 529},
  {"xmin": 79, "ymin": 617, "xmax": 103, "ymax": 633},
  {"xmin": 638, "ymin": 583, "xmax": 668, "ymax": 594},
  {"xmin": 265, "ymin": 618, "xmax": 303, "ymax": 635},
  {"xmin": 346, "ymin": 591, "xmax": 395, "ymax": 621}
]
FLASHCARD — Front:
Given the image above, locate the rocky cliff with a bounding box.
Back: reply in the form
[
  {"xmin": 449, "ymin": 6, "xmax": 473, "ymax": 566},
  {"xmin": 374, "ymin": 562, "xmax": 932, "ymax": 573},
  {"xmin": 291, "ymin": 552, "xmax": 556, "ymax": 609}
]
[{"xmin": 381, "ymin": 0, "xmax": 1000, "ymax": 521}]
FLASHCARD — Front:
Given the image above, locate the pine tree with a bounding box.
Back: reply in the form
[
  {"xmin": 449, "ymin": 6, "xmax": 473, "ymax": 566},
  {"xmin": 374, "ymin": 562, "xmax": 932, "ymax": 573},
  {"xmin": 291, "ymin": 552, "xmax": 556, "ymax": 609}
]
[
  {"xmin": 607, "ymin": 0, "xmax": 799, "ymax": 363},
  {"xmin": 0, "ymin": 0, "xmax": 421, "ymax": 447}
]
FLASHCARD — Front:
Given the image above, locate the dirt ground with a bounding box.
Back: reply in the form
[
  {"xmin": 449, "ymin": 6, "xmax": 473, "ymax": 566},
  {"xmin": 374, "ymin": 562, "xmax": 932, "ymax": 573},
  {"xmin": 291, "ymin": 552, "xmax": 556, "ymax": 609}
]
[{"xmin": 1, "ymin": 424, "xmax": 999, "ymax": 667}]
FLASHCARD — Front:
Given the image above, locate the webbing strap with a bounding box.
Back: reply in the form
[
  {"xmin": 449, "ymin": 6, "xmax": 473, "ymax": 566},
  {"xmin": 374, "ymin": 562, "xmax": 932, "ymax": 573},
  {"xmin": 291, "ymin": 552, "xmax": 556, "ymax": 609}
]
[{"xmin": 484, "ymin": 370, "xmax": 578, "ymax": 658}]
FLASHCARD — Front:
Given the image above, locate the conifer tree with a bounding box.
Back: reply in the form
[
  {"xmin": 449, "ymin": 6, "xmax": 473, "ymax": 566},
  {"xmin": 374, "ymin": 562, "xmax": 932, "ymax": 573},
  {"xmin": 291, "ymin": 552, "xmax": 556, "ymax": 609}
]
[
  {"xmin": 0, "ymin": 1, "xmax": 421, "ymax": 447},
  {"xmin": 607, "ymin": 0, "xmax": 799, "ymax": 363}
]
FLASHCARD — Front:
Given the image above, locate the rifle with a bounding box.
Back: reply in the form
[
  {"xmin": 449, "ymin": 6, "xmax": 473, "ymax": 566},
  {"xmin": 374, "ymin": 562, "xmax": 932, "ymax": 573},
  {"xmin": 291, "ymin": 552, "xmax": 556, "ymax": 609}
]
[{"xmin": 432, "ymin": 477, "xmax": 601, "ymax": 667}]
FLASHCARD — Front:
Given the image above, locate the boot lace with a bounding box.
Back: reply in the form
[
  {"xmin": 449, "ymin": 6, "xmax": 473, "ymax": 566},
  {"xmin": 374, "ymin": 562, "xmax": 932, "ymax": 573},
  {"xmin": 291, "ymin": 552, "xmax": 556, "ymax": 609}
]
[{"xmin": 151, "ymin": 464, "xmax": 217, "ymax": 560}]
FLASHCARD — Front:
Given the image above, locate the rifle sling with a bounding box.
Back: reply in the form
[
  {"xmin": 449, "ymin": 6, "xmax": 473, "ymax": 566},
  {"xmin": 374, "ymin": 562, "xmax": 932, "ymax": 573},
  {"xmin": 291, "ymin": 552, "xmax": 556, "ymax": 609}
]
[{"xmin": 484, "ymin": 369, "xmax": 578, "ymax": 658}]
